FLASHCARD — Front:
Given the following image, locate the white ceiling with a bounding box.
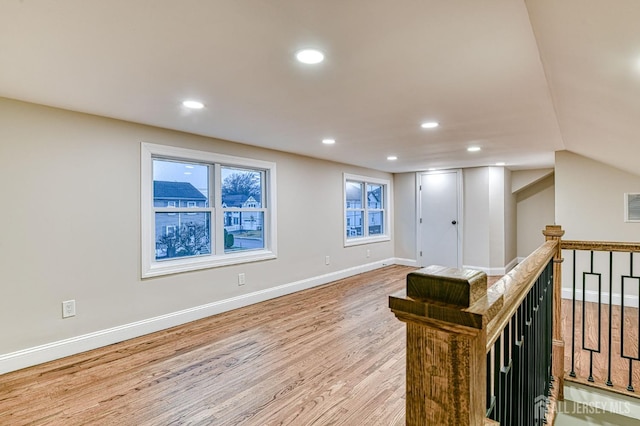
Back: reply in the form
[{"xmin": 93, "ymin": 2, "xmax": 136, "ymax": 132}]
[{"xmin": 1, "ymin": 0, "xmax": 638, "ymax": 174}]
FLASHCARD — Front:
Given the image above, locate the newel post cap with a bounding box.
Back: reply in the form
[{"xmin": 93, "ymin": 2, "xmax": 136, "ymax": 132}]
[
  {"xmin": 406, "ymin": 265, "xmax": 487, "ymax": 307},
  {"xmin": 543, "ymin": 224, "xmax": 564, "ymax": 239}
]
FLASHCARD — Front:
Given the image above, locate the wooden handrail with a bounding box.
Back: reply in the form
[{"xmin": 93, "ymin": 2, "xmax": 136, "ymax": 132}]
[
  {"xmin": 562, "ymin": 240, "xmax": 640, "ymax": 252},
  {"xmin": 485, "ymin": 240, "xmax": 557, "ymax": 350}
]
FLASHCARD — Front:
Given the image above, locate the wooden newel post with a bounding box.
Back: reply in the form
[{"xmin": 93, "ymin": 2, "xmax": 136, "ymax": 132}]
[
  {"xmin": 389, "ymin": 266, "xmax": 501, "ymax": 426},
  {"xmin": 543, "ymin": 224, "xmax": 565, "ymax": 400}
]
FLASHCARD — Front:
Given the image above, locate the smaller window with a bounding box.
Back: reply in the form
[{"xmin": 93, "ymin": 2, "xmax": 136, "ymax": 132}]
[{"xmin": 344, "ymin": 174, "xmax": 390, "ymax": 246}]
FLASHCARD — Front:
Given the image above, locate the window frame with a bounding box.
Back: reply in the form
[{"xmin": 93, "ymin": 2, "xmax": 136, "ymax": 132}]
[
  {"xmin": 141, "ymin": 143, "xmax": 277, "ymax": 278},
  {"xmin": 343, "ymin": 173, "xmax": 391, "ymax": 247},
  {"xmin": 624, "ymin": 193, "xmax": 640, "ymax": 222}
]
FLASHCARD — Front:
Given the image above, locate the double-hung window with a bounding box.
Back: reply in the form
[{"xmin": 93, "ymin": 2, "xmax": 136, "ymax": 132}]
[
  {"xmin": 141, "ymin": 143, "xmax": 277, "ymax": 277},
  {"xmin": 344, "ymin": 173, "xmax": 390, "ymax": 246}
]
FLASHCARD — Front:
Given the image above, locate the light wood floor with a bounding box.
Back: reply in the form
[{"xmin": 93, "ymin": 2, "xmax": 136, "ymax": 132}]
[
  {"xmin": 0, "ymin": 265, "xmax": 415, "ymax": 426},
  {"xmin": 4, "ymin": 266, "xmax": 631, "ymax": 425}
]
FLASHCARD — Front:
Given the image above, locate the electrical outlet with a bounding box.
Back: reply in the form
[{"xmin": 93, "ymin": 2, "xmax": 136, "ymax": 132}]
[
  {"xmin": 366, "ymin": 249, "xmax": 370, "ymax": 258},
  {"xmin": 238, "ymin": 273, "xmax": 246, "ymax": 286},
  {"xmin": 325, "ymin": 255, "xmax": 330, "ymax": 265},
  {"xmin": 62, "ymin": 300, "xmax": 76, "ymax": 318}
]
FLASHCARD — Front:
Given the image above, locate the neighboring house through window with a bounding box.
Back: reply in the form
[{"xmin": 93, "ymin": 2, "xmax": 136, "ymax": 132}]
[
  {"xmin": 141, "ymin": 143, "xmax": 277, "ymax": 278},
  {"xmin": 343, "ymin": 173, "xmax": 391, "ymax": 245}
]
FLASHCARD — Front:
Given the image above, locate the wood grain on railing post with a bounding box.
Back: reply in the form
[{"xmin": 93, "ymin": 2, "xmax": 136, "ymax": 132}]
[
  {"xmin": 389, "ymin": 266, "xmax": 503, "ymax": 426},
  {"xmin": 543, "ymin": 224, "xmax": 565, "ymax": 401}
]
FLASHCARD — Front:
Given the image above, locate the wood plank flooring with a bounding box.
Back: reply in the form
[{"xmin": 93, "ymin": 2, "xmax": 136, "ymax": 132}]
[
  {"xmin": 3, "ymin": 265, "xmax": 634, "ymax": 426},
  {"xmin": 0, "ymin": 265, "xmax": 415, "ymax": 426}
]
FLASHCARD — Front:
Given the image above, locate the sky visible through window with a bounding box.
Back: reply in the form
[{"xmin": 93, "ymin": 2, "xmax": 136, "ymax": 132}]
[
  {"xmin": 153, "ymin": 160, "xmax": 249, "ymax": 199},
  {"xmin": 153, "ymin": 159, "xmax": 208, "ymax": 197}
]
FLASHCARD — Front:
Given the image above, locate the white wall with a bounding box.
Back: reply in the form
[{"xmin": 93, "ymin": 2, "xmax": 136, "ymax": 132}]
[
  {"xmin": 463, "ymin": 167, "xmax": 517, "ymax": 274},
  {"xmin": 556, "ymin": 150, "xmax": 640, "ymax": 241},
  {"xmin": 0, "ymin": 98, "xmax": 394, "ymax": 370},
  {"xmin": 504, "ymin": 168, "xmax": 517, "ymax": 265},
  {"xmin": 393, "ymin": 172, "xmax": 417, "ymax": 264},
  {"xmin": 463, "ymin": 168, "xmax": 491, "ymax": 269},
  {"xmin": 515, "ymin": 172, "xmax": 555, "ymax": 258}
]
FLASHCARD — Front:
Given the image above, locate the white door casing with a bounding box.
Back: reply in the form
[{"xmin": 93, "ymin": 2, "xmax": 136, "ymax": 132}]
[{"xmin": 418, "ymin": 170, "xmax": 463, "ymax": 268}]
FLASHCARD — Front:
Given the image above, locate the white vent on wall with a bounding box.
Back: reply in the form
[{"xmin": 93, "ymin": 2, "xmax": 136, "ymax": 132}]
[{"xmin": 624, "ymin": 193, "xmax": 640, "ymax": 222}]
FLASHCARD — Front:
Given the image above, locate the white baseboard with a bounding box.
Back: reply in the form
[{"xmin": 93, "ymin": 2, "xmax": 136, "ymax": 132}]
[
  {"xmin": 505, "ymin": 257, "xmax": 519, "ymax": 273},
  {"xmin": 0, "ymin": 258, "xmax": 398, "ymax": 375},
  {"xmin": 463, "ymin": 257, "xmax": 519, "ymax": 276},
  {"xmin": 392, "ymin": 257, "xmax": 419, "ymax": 267},
  {"xmin": 561, "ymin": 288, "xmax": 639, "ymax": 308}
]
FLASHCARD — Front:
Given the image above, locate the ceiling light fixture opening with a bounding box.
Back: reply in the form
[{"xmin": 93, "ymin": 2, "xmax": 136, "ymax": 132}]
[
  {"xmin": 467, "ymin": 146, "xmax": 481, "ymax": 152},
  {"xmin": 296, "ymin": 49, "xmax": 325, "ymax": 64},
  {"xmin": 496, "ymin": 162, "xmax": 506, "ymax": 166},
  {"xmin": 387, "ymin": 155, "xmax": 398, "ymax": 161},
  {"xmin": 421, "ymin": 121, "xmax": 439, "ymax": 129},
  {"xmin": 182, "ymin": 100, "xmax": 204, "ymax": 109},
  {"xmin": 322, "ymin": 138, "xmax": 336, "ymax": 145}
]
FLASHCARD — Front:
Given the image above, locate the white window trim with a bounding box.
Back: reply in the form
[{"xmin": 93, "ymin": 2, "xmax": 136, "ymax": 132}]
[
  {"xmin": 141, "ymin": 142, "xmax": 277, "ymax": 278},
  {"xmin": 343, "ymin": 173, "xmax": 391, "ymax": 247}
]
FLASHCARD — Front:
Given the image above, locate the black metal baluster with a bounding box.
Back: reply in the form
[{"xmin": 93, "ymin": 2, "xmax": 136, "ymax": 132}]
[
  {"xmin": 621, "ymin": 252, "xmax": 640, "ymax": 392},
  {"xmin": 494, "ymin": 333, "xmax": 502, "ymax": 423},
  {"xmin": 516, "ymin": 302, "xmax": 525, "ymax": 426},
  {"xmin": 548, "ymin": 262, "xmax": 554, "ymax": 388},
  {"xmin": 542, "ymin": 264, "xmax": 548, "ymax": 423},
  {"xmin": 570, "ymin": 250, "xmax": 577, "ymax": 377},
  {"xmin": 503, "ymin": 318, "xmax": 513, "ymax": 423},
  {"xmin": 548, "ymin": 263, "xmax": 554, "ymax": 415},
  {"xmin": 606, "ymin": 251, "xmax": 614, "ymax": 387},
  {"xmin": 535, "ymin": 272, "xmax": 542, "ymax": 426},
  {"xmin": 526, "ymin": 290, "xmax": 533, "ymax": 425},
  {"xmin": 487, "ymin": 347, "xmax": 495, "ymax": 418},
  {"xmin": 512, "ymin": 311, "xmax": 520, "ymax": 426},
  {"xmin": 582, "ymin": 251, "xmax": 602, "ymax": 383},
  {"xmin": 529, "ymin": 281, "xmax": 540, "ymax": 425},
  {"xmin": 545, "ymin": 263, "xmax": 553, "ymax": 423}
]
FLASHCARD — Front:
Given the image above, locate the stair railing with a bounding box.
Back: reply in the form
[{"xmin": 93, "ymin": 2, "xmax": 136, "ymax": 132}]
[{"xmin": 389, "ymin": 225, "xmax": 564, "ymax": 425}]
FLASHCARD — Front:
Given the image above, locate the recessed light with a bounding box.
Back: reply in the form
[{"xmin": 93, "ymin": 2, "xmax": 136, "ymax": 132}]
[
  {"xmin": 322, "ymin": 139, "xmax": 336, "ymax": 145},
  {"xmin": 428, "ymin": 168, "xmax": 437, "ymax": 171},
  {"xmin": 182, "ymin": 100, "xmax": 204, "ymax": 109},
  {"xmin": 387, "ymin": 155, "xmax": 398, "ymax": 161},
  {"xmin": 185, "ymin": 165, "xmax": 194, "ymax": 169},
  {"xmin": 184, "ymin": 172, "xmax": 192, "ymax": 175},
  {"xmin": 496, "ymin": 162, "xmax": 506, "ymax": 166},
  {"xmin": 467, "ymin": 146, "xmax": 481, "ymax": 152},
  {"xmin": 421, "ymin": 121, "xmax": 439, "ymax": 129},
  {"xmin": 296, "ymin": 49, "xmax": 324, "ymax": 64}
]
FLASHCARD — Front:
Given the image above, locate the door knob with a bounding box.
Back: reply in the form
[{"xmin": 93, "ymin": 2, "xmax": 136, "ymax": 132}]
[{"xmin": 451, "ymin": 220, "xmax": 457, "ymax": 225}]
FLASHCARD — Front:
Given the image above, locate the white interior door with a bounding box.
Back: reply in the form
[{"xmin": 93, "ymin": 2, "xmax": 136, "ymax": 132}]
[{"xmin": 419, "ymin": 171, "xmax": 461, "ymax": 268}]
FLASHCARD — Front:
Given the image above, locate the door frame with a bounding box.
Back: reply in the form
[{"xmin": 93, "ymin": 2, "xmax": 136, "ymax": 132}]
[{"xmin": 415, "ymin": 169, "xmax": 464, "ymax": 269}]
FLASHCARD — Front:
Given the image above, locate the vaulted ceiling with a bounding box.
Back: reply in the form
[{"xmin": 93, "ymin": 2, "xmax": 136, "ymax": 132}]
[{"xmin": 1, "ymin": 0, "xmax": 638, "ymax": 174}]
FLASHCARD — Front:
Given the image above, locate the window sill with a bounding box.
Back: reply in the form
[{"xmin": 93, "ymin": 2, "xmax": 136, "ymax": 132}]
[
  {"xmin": 142, "ymin": 250, "xmax": 276, "ymax": 278},
  {"xmin": 344, "ymin": 235, "xmax": 390, "ymax": 247}
]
